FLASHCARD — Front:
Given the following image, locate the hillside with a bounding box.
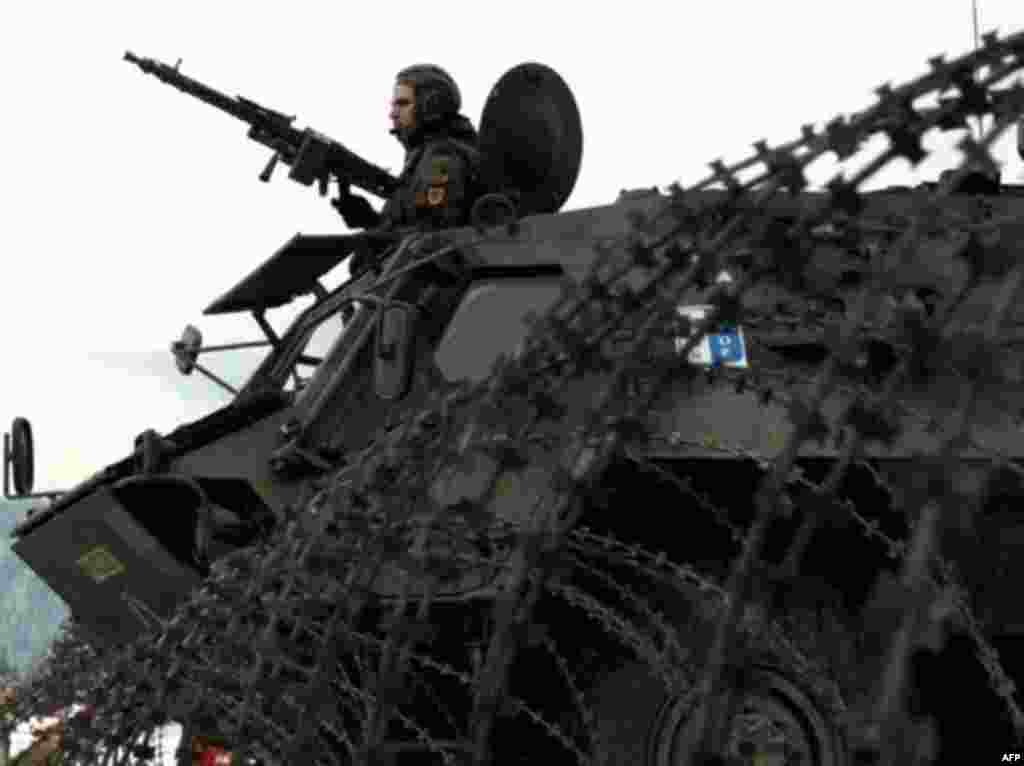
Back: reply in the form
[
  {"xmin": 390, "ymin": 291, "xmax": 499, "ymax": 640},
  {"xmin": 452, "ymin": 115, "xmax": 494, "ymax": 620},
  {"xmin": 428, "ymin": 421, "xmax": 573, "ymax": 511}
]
[{"xmin": 0, "ymin": 500, "xmax": 69, "ymax": 676}]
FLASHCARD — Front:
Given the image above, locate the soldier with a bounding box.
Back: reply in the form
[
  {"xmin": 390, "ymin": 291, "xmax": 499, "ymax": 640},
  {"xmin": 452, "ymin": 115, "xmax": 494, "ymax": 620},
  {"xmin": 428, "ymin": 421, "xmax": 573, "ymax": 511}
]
[{"xmin": 332, "ymin": 64, "xmax": 482, "ymax": 239}]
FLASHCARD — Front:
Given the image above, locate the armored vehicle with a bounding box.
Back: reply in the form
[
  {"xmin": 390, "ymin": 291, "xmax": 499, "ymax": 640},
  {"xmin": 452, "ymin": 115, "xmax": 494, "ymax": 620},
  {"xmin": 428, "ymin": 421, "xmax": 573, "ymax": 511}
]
[{"xmin": 7, "ymin": 35, "xmax": 1024, "ymax": 765}]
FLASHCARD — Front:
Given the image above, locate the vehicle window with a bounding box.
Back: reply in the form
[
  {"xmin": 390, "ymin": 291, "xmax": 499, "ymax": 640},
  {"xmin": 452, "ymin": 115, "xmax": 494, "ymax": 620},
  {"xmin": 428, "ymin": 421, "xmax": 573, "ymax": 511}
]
[
  {"xmin": 283, "ymin": 309, "xmax": 349, "ymax": 392},
  {"xmin": 434, "ymin": 278, "xmax": 566, "ymax": 384}
]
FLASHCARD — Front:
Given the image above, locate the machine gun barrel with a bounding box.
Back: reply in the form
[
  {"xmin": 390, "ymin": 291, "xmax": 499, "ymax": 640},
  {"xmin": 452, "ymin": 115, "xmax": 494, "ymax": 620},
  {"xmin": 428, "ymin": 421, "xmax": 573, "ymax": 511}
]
[
  {"xmin": 123, "ymin": 51, "xmax": 399, "ymax": 200},
  {"xmin": 123, "ymin": 51, "xmax": 288, "ymax": 126}
]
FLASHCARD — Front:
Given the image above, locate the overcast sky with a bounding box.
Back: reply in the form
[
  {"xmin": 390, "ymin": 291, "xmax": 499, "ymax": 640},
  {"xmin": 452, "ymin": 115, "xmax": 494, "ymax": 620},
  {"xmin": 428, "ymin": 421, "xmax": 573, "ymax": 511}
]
[{"xmin": 1, "ymin": 0, "xmax": 1023, "ymax": 496}]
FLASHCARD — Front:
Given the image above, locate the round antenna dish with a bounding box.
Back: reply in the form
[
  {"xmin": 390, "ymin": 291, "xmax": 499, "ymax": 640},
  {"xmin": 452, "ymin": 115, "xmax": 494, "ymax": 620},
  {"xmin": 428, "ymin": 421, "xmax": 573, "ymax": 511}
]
[
  {"xmin": 172, "ymin": 324, "xmax": 203, "ymax": 375},
  {"xmin": 10, "ymin": 417, "xmax": 34, "ymax": 496},
  {"xmin": 478, "ymin": 62, "xmax": 583, "ymax": 218}
]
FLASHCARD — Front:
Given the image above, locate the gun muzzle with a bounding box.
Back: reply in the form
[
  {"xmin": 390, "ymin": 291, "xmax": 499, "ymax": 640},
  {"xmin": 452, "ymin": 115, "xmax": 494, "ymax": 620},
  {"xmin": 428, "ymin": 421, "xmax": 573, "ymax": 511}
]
[{"xmin": 123, "ymin": 51, "xmax": 154, "ymax": 74}]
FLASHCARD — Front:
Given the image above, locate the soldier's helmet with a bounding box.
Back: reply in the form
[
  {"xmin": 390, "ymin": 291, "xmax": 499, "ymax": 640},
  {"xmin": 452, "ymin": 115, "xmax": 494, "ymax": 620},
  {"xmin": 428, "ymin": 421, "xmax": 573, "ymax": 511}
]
[{"xmin": 395, "ymin": 64, "xmax": 462, "ymax": 128}]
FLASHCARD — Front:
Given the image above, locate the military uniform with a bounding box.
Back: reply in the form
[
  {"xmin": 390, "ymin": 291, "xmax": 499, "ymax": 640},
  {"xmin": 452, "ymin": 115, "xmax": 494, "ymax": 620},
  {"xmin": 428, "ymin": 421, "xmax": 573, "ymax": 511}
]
[
  {"xmin": 377, "ymin": 117, "xmax": 481, "ymax": 230},
  {"xmin": 334, "ymin": 64, "xmax": 481, "ymax": 241}
]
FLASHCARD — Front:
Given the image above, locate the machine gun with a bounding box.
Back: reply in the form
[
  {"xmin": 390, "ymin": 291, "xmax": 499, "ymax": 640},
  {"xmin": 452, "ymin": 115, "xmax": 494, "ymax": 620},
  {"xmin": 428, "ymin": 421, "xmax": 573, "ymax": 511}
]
[{"xmin": 123, "ymin": 51, "xmax": 400, "ymax": 201}]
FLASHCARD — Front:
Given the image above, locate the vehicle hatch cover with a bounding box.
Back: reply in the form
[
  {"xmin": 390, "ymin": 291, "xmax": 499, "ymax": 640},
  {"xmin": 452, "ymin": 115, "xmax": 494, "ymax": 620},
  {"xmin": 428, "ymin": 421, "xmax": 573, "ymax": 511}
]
[
  {"xmin": 478, "ymin": 63, "xmax": 583, "ymax": 218},
  {"xmin": 204, "ymin": 234, "xmax": 359, "ymax": 315}
]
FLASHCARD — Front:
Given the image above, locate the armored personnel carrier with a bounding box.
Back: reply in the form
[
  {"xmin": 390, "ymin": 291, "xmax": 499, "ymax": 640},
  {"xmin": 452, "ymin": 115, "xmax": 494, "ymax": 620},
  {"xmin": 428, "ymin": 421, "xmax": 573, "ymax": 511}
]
[{"xmin": 6, "ymin": 34, "xmax": 1024, "ymax": 765}]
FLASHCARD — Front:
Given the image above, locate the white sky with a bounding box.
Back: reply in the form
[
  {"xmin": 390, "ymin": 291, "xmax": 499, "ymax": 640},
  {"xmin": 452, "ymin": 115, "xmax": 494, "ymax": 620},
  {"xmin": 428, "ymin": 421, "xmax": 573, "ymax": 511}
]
[{"xmin": 1, "ymin": 0, "xmax": 1023, "ymax": 495}]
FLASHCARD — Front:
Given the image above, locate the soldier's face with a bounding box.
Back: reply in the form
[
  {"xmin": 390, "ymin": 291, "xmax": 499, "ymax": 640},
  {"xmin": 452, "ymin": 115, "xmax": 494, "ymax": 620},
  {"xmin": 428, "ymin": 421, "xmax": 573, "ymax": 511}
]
[{"xmin": 390, "ymin": 82, "xmax": 416, "ymax": 133}]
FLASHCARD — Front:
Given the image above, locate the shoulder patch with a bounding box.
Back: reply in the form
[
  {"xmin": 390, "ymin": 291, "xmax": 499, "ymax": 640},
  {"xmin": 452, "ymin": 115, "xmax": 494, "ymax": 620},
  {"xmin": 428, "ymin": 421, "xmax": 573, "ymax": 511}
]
[
  {"xmin": 427, "ymin": 186, "xmax": 447, "ymax": 206},
  {"xmin": 427, "ymin": 155, "xmax": 451, "ymax": 187},
  {"xmin": 431, "ymin": 156, "xmax": 451, "ymax": 177}
]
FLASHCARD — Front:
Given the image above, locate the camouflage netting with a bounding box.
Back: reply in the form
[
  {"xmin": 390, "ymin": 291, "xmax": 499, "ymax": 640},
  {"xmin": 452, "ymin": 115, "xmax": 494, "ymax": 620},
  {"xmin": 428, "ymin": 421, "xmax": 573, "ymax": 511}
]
[{"xmin": 15, "ymin": 28, "xmax": 1024, "ymax": 766}]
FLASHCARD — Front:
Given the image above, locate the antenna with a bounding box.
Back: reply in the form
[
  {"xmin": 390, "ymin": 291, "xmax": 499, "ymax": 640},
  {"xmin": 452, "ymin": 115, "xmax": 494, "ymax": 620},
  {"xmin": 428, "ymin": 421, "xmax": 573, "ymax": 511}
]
[
  {"xmin": 971, "ymin": 0, "xmax": 981, "ymax": 51},
  {"xmin": 971, "ymin": 0, "xmax": 983, "ymax": 140}
]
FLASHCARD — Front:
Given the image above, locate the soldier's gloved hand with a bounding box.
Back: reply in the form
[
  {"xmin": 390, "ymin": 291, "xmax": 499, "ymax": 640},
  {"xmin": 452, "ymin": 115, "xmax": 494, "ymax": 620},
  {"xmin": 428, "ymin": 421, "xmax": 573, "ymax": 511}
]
[{"xmin": 331, "ymin": 186, "xmax": 379, "ymax": 230}]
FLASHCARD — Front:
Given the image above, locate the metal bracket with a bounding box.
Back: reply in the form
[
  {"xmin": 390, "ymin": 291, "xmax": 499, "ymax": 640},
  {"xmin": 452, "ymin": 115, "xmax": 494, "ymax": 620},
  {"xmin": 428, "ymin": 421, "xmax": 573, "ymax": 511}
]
[
  {"xmin": 172, "ymin": 323, "xmax": 273, "ymax": 397},
  {"xmin": 269, "ymin": 440, "xmax": 335, "ymax": 479},
  {"xmin": 3, "ymin": 430, "xmax": 64, "ymax": 501},
  {"xmin": 252, "ymin": 310, "xmax": 282, "ymax": 348}
]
